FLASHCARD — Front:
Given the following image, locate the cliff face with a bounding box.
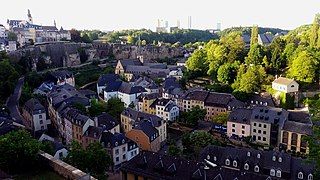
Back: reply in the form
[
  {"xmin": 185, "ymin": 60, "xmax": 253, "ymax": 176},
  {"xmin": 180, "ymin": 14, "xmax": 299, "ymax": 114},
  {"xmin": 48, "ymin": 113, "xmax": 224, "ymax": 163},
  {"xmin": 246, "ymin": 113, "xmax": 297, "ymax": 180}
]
[{"xmin": 9, "ymin": 42, "xmax": 185, "ymax": 70}]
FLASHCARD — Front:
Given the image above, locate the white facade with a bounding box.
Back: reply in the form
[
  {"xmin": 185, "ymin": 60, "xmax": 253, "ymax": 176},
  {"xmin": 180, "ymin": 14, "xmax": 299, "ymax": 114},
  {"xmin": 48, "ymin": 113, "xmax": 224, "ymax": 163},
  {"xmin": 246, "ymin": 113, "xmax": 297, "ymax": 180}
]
[
  {"xmin": 104, "ymin": 91, "xmax": 144, "ymax": 107},
  {"xmin": 7, "ymin": 41, "xmax": 17, "ymax": 52},
  {"xmin": 168, "ymin": 68, "xmax": 183, "ymax": 80},
  {"xmin": 126, "ymin": 144, "xmax": 139, "ymax": 161},
  {"xmin": 0, "ymin": 25, "xmax": 6, "ymax": 38},
  {"xmin": 156, "ymin": 101, "xmax": 179, "ymax": 122},
  {"xmin": 54, "ymin": 148, "xmax": 68, "ymax": 160},
  {"xmin": 33, "ymin": 111, "xmax": 50, "ymax": 131},
  {"xmin": 272, "ymin": 77, "xmax": 299, "ymax": 93}
]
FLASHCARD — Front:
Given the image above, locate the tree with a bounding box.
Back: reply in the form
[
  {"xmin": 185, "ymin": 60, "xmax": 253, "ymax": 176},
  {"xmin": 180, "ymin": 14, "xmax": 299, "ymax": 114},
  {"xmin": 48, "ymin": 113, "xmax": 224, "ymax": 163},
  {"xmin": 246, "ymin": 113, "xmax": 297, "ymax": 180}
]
[
  {"xmin": 310, "ymin": 14, "xmax": 320, "ymax": 47},
  {"xmin": 7, "ymin": 32, "xmax": 17, "ymax": 41},
  {"xmin": 168, "ymin": 145, "xmax": 181, "ymax": 156},
  {"xmin": 287, "ymin": 50, "xmax": 318, "ymax": 83},
  {"xmin": 212, "ymin": 112, "xmax": 229, "ymax": 125},
  {"xmin": 0, "ymin": 130, "xmax": 46, "ymax": 173},
  {"xmin": 245, "ymin": 43, "xmax": 263, "ymax": 65},
  {"xmin": 36, "ymin": 58, "xmax": 48, "ymax": 71},
  {"xmin": 106, "ymin": 98, "xmax": 125, "ymax": 120},
  {"xmin": 127, "ymin": 35, "xmax": 136, "ymax": 44},
  {"xmin": 81, "ymin": 33, "xmax": 92, "ymax": 43},
  {"xmin": 88, "ymin": 99, "xmax": 107, "ymax": 117},
  {"xmin": 250, "ymin": 25, "xmax": 259, "ymax": 45},
  {"xmin": 219, "ymin": 31, "xmax": 245, "ymax": 62},
  {"xmin": 0, "ymin": 60, "xmax": 19, "ymax": 103},
  {"xmin": 70, "ymin": 29, "xmax": 81, "ymax": 42},
  {"xmin": 217, "ymin": 62, "xmax": 238, "ymax": 84},
  {"xmin": 179, "ymin": 106, "xmax": 206, "ymax": 126},
  {"xmin": 65, "ymin": 141, "xmax": 112, "ymax": 178},
  {"xmin": 186, "ymin": 49, "xmax": 208, "ymax": 75}
]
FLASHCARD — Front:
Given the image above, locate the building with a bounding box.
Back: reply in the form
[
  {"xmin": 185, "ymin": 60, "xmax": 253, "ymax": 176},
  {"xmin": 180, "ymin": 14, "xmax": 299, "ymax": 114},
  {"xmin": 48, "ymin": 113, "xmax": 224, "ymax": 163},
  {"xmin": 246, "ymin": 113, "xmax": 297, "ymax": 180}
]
[
  {"xmin": 162, "ymin": 77, "xmax": 183, "ymax": 99},
  {"xmin": 137, "ymin": 93, "xmax": 161, "ymax": 114},
  {"xmin": 133, "ymin": 76, "xmax": 159, "ymax": 94},
  {"xmin": 22, "ymin": 98, "xmax": 50, "ymax": 132},
  {"xmin": 121, "ymin": 108, "xmax": 167, "ymax": 143},
  {"xmin": 0, "ymin": 24, "xmax": 6, "ymax": 38},
  {"xmin": 280, "ymin": 110, "xmax": 313, "ymax": 154},
  {"xmin": 176, "ymin": 59, "xmax": 186, "ymax": 67},
  {"xmin": 247, "ymin": 93, "xmax": 275, "ymax": 107},
  {"xmin": 250, "ymin": 106, "xmax": 288, "ymax": 146},
  {"xmin": 178, "ymin": 90, "xmax": 244, "ymax": 121},
  {"xmin": 258, "ymin": 33, "xmax": 275, "ymax": 46},
  {"xmin": 152, "ymin": 98, "xmax": 179, "ymax": 122},
  {"xmin": 100, "ymin": 132, "xmax": 139, "ymax": 166},
  {"xmin": 125, "ymin": 121, "xmax": 161, "ymax": 152},
  {"xmin": 82, "ymin": 126, "xmax": 102, "ymax": 148},
  {"xmin": 47, "ymin": 70, "xmax": 75, "ymax": 87},
  {"xmin": 39, "ymin": 134, "xmax": 68, "ymax": 159},
  {"xmin": 95, "ymin": 112, "xmax": 120, "ymax": 134},
  {"xmin": 272, "ymin": 77, "xmax": 299, "ymax": 93},
  {"xmin": 96, "ymin": 74, "xmax": 121, "ymax": 95},
  {"xmin": 227, "ymin": 108, "xmax": 252, "ymax": 138}
]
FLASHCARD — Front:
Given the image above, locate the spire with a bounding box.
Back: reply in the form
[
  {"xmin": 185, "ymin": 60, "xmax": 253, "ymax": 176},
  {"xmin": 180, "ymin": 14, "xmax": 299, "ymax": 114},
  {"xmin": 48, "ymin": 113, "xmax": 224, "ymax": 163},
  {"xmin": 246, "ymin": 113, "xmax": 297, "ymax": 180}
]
[{"xmin": 27, "ymin": 9, "xmax": 33, "ymax": 24}]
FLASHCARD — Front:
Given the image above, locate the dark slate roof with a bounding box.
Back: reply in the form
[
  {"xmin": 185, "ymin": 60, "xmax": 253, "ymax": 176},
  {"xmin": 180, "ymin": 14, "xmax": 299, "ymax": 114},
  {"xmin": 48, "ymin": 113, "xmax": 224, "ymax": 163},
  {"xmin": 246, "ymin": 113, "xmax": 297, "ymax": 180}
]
[
  {"xmin": 200, "ymin": 145, "xmax": 315, "ymax": 180},
  {"xmin": 250, "ymin": 106, "xmax": 288, "ymax": 126},
  {"xmin": 122, "ymin": 108, "xmax": 164, "ymax": 127},
  {"xmin": 97, "ymin": 74, "xmax": 121, "ymax": 86},
  {"xmin": 291, "ymin": 158, "xmax": 315, "ymax": 180},
  {"xmin": 48, "ymin": 70, "xmax": 73, "ymax": 80},
  {"xmin": 100, "ymin": 132, "xmax": 127, "ymax": 148},
  {"xmin": 62, "ymin": 107, "xmax": 90, "ymax": 127},
  {"xmin": 229, "ymin": 108, "xmax": 252, "ymax": 125},
  {"xmin": 163, "ymin": 77, "xmax": 181, "ymax": 90},
  {"xmin": 138, "ymin": 93, "xmax": 161, "ymax": 101},
  {"xmin": 78, "ymin": 89, "xmax": 97, "ymax": 99},
  {"xmin": 247, "ymin": 93, "xmax": 275, "ymax": 107},
  {"xmin": 205, "ymin": 92, "xmax": 234, "ymax": 107},
  {"xmin": 259, "ymin": 34, "xmax": 275, "ymax": 45},
  {"xmin": 43, "ymin": 139, "xmax": 66, "ymax": 152},
  {"xmin": 119, "ymin": 82, "xmax": 146, "ymax": 94},
  {"xmin": 184, "ymin": 90, "xmax": 208, "ymax": 102},
  {"xmin": 121, "ymin": 151, "xmax": 271, "ymax": 180},
  {"xmin": 120, "ymin": 59, "xmax": 142, "ymax": 69},
  {"xmin": 83, "ymin": 126, "xmax": 102, "ymax": 139},
  {"xmin": 134, "ymin": 121, "xmax": 159, "ymax": 142},
  {"xmin": 96, "ymin": 112, "xmax": 119, "ymax": 131},
  {"xmin": 24, "ymin": 98, "xmax": 45, "ymax": 114},
  {"xmin": 282, "ymin": 111, "xmax": 312, "ymax": 135},
  {"xmin": 42, "ymin": 26, "xmax": 58, "ymax": 31}
]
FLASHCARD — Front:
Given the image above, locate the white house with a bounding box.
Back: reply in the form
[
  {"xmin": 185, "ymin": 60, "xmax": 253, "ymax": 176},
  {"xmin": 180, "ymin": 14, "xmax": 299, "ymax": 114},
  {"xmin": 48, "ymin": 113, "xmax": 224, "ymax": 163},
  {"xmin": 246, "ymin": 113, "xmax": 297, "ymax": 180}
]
[
  {"xmin": 154, "ymin": 99, "xmax": 180, "ymax": 121},
  {"xmin": 168, "ymin": 68, "xmax": 183, "ymax": 80},
  {"xmin": 22, "ymin": 98, "xmax": 50, "ymax": 132},
  {"xmin": 272, "ymin": 77, "xmax": 299, "ymax": 93}
]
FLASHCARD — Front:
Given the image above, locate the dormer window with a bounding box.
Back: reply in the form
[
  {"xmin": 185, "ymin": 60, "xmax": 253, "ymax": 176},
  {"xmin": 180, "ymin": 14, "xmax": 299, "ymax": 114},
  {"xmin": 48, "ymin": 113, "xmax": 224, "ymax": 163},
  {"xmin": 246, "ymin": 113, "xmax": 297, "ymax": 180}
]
[
  {"xmin": 272, "ymin": 156, "xmax": 276, "ymax": 161},
  {"xmin": 247, "ymin": 152, "xmax": 251, "ymax": 157},
  {"xmin": 122, "ymin": 139, "xmax": 125, "ymax": 144},
  {"xmin": 308, "ymin": 174, "xmax": 313, "ymax": 180},
  {"xmin": 233, "ymin": 160, "xmax": 237, "ymax": 167},
  {"xmin": 254, "ymin": 165, "xmax": 259, "ymax": 172},
  {"xmin": 257, "ymin": 153, "xmax": 261, "ymax": 159},
  {"xmin": 207, "ymin": 155, "xmax": 210, "ymax": 160},
  {"xmin": 278, "ymin": 157, "xmax": 282, "ymax": 163},
  {"xmin": 115, "ymin": 142, "xmax": 118, "ymax": 146},
  {"xmin": 225, "ymin": 159, "xmax": 230, "ymax": 166},
  {"xmin": 270, "ymin": 169, "xmax": 275, "ymax": 176},
  {"xmin": 213, "ymin": 156, "xmax": 217, "ymax": 161},
  {"xmin": 298, "ymin": 172, "xmax": 303, "ymax": 179},
  {"xmin": 276, "ymin": 170, "xmax": 281, "ymax": 178},
  {"xmin": 244, "ymin": 163, "xmax": 249, "ymax": 170}
]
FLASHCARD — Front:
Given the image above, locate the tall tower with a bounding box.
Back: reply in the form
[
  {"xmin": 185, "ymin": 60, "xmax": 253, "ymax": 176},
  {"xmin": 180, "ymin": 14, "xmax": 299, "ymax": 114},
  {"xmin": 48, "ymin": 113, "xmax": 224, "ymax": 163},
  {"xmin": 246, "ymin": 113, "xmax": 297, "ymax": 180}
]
[
  {"xmin": 188, "ymin": 16, "xmax": 192, "ymax": 29},
  {"xmin": 54, "ymin": 20, "xmax": 56, "ymax": 27},
  {"xmin": 27, "ymin": 9, "xmax": 33, "ymax": 24}
]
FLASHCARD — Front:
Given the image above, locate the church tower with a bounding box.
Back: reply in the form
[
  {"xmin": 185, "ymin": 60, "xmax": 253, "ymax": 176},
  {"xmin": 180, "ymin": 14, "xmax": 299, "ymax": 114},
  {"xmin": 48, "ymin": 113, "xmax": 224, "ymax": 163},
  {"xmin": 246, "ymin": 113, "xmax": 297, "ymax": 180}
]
[{"xmin": 27, "ymin": 9, "xmax": 33, "ymax": 24}]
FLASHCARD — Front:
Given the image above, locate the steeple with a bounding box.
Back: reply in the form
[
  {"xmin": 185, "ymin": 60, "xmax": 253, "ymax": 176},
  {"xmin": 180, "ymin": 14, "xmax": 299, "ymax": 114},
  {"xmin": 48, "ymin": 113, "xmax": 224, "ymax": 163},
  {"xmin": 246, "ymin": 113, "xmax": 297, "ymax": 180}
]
[{"xmin": 27, "ymin": 9, "xmax": 33, "ymax": 24}]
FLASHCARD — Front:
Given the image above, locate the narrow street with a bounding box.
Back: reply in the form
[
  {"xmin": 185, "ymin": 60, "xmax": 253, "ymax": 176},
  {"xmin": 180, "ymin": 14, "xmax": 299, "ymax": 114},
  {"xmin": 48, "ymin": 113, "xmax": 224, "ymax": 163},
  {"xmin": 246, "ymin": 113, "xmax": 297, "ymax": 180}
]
[{"xmin": 6, "ymin": 76, "xmax": 25, "ymax": 125}]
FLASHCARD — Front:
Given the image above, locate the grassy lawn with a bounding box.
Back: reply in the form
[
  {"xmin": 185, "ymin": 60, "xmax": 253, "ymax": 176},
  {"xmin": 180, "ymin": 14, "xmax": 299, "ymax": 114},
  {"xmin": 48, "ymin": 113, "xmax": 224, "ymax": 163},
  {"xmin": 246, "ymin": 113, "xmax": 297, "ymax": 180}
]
[{"xmin": 15, "ymin": 170, "xmax": 65, "ymax": 180}]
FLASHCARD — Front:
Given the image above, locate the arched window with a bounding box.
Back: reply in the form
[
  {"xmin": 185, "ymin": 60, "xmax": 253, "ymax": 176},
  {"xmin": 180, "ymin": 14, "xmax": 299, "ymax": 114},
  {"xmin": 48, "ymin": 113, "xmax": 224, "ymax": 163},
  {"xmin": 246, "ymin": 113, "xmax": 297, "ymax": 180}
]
[
  {"xmin": 233, "ymin": 160, "xmax": 237, "ymax": 167},
  {"xmin": 254, "ymin": 165, "xmax": 259, "ymax": 172},
  {"xmin": 225, "ymin": 159, "xmax": 230, "ymax": 166},
  {"xmin": 298, "ymin": 172, "xmax": 303, "ymax": 179},
  {"xmin": 244, "ymin": 163, "xmax": 249, "ymax": 170},
  {"xmin": 308, "ymin": 174, "xmax": 313, "ymax": 180},
  {"xmin": 276, "ymin": 170, "xmax": 281, "ymax": 178},
  {"xmin": 270, "ymin": 169, "xmax": 276, "ymax": 176}
]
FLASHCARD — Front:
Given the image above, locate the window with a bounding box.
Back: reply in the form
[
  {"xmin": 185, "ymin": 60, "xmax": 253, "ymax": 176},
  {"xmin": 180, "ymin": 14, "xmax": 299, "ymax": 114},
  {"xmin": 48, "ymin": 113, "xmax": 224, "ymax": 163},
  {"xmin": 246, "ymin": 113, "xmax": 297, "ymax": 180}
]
[
  {"xmin": 253, "ymin": 129, "xmax": 256, "ymax": 133},
  {"xmin": 232, "ymin": 129, "xmax": 235, "ymax": 133},
  {"xmin": 272, "ymin": 156, "xmax": 276, "ymax": 161},
  {"xmin": 263, "ymin": 131, "xmax": 266, "ymax": 134},
  {"xmin": 254, "ymin": 165, "xmax": 259, "ymax": 172},
  {"xmin": 270, "ymin": 169, "xmax": 275, "ymax": 176},
  {"xmin": 123, "ymin": 154, "xmax": 126, "ymax": 160},
  {"xmin": 259, "ymin": 124, "xmax": 261, "ymax": 127},
  {"xmin": 242, "ymin": 125, "xmax": 245, "ymax": 129},
  {"xmin": 225, "ymin": 159, "xmax": 230, "ymax": 166},
  {"xmin": 258, "ymin": 136, "xmax": 261, "ymax": 140},
  {"xmin": 278, "ymin": 157, "xmax": 282, "ymax": 163},
  {"xmin": 116, "ymin": 157, "xmax": 119, "ymax": 162},
  {"xmin": 254, "ymin": 123, "xmax": 256, "ymax": 126},
  {"xmin": 257, "ymin": 153, "xmax": 260, "ymax": 158},
  {"xmin": 258, "ymin": 130, "xmax": 261, "ymax": 133},
  {"xmin": 276, "ymin": 170, "xmax": 281, "ymax": 178},
  {"xmin": 244, "ymin": 163, "xmax": 249, "ymax": 170},
  {"xmin": 39, "ymin": 115, "xmax": 43, "ymax": 119},
  {"xmin": 233, "ymin": 160, "xmax": 237, "ymax": 167},
  {"xmin": 232, "ymin": 124, "xmax": 235, "ymax": 127},
  {"xmin": 59, "ymin": 152, "xmax": 63, "ymax": 159},
  {"xmin": 123, "ymin": 146, "xmax": 126, "ymax": 152},
  {"xmin": 242, "ymin": 130, "xmax": 245, "ymax": 134},
  {"xmin": 213, "ymin": 156, "xmax": 217, "ymax": 161},
  {"xmin": 263, "ymin": 137, "xmax": 266, "ymax": 141},
  {"xmin": 247, "ymin": 152, "xmax": 251, "ymax": 157},
  {"xmin": 308, "ymin": 174, "xmax": 313, "ymax": 180},
  {"xmin": 264, "ymin": 124, "xmax": 267, "ymax": 128},
  {"xmin": 298, "ymin": 172, "xmax": 303, "ymax": 179},
  {"xmin": 115, "ymin": 149, "xmax": 119, "ymax": 155}
]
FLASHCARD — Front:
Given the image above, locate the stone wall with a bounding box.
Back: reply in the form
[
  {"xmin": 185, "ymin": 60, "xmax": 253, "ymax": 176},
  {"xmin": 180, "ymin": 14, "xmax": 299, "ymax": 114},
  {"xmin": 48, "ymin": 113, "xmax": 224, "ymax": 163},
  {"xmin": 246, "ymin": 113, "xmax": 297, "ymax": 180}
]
[{"xmin": 39, "ymin": 152, "xmax": 97, "ymax": 180}]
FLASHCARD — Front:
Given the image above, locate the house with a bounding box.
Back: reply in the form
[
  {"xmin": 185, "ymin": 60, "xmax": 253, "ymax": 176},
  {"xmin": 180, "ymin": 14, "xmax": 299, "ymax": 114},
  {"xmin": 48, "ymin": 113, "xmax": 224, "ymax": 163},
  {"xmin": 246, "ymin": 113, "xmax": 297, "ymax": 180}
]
[
  {"xmin": 177, "ymin": 90, "xmax": 244, "ymax": 121},
  {"xmin": 151, "ymin": 98, "xmax": 179, "ymax": 122},
  {"xmin": 94, "ymin": 112, "xmax": 120, "ymax": 134},
  {"xmin": 22, "ymin": 98, "xmax": 50, "ymax": 132},
  {"xmin": 46, "ymin": 70, "xmax": 75, "ymax": 87},
  {"xmin": 199, "ymin": 145, "xmax": 315, "ymax": 180},
  {"xmin": 250, "ymin": 106, "xmax": 288, "ymax": 146},
  {"xmin": 133, "ymin": 76, "xmax": 159, "ymax": 94},
  {"xmin": 100, "ymin": 132, "xmax": 139, "ymax": 166},
  {"xmin": 121, "ymin": 108, "xmax": 167, "ymax": 143},
  {"xmin": 162, "ymin": 77, "xmax": 183, "ymax": 99},
  {"xmin": 167, "ymin": 67, "xmax": 183, "ymax": 80},
  {"xmin": 176, "ymin": 59, "xmax": 186, "ymax": 67},
  {"xmin": 39, "ymin": 134, "xmax": 68, "ymax": 160},
  {"xmin": 227, "ymin": 108, "xmax": 252, "ymax": 138},
  {"xmin": 272, "ymin": 77, "xmax": 299, "ymax": 93},
  {"xmin": 246, "ymin": 93, "xmax": 275, "ymax": 107},
  {"xmin": 79, "ymin": 89, "xmax": 98, "ymax": 100},
  {"xmin": 258, "ymin": 33, "xmax": 275, "ymax": 46},
  {"xmin": 137, "ymin": 93, "xmax": 161, "ymax": 114},
  {"xmin": 125, "ymin": 121, "xmax": 161, "ymax": 152},
  {"xmin": 82, "ymin": 126, "xmax": 102, "ymax": 148},
  {"xmin": 96, "ymin": 74, "xmax": 121, "ymax": 95},
  {"xmin": 103, "ymin": 81, "xmax": 146, "ymax": 107},
  {"xmin": 280, "ymin": 110, "xmax": 312, "ymax": 154},
  {"xmin": 33, "ymin": 82, "xmax": 55, "ymax": 96}
]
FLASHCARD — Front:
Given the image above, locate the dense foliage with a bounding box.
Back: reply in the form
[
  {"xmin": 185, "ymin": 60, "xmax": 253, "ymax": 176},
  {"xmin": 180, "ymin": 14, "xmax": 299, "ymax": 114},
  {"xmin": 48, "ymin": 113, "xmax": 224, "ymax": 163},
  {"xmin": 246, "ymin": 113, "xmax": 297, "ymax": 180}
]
[{"xmin": 178, "ymin": 106, "xmax": 206, "ymax": 126}]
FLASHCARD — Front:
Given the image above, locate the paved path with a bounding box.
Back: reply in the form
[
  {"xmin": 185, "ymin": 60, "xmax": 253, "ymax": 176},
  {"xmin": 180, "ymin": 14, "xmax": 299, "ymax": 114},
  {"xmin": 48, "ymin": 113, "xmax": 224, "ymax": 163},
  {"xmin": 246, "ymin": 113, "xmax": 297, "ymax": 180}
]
[{"xmin": 6, "ymin": 76, "xmax": 25, "ymax": 125}]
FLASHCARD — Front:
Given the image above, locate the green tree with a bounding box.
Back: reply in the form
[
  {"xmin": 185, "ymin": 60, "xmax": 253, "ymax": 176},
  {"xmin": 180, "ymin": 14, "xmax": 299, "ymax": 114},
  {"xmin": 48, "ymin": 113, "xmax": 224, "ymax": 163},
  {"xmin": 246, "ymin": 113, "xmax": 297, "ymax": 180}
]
[
  {"xmin": 81, "ymin": 33, "xmax": 92, "ymax": 43},
  {"xmin": 0, "ymin": 60, "xmax": 19, "ymax": 103},
  {"xmin": 168, "ymin": 145, "xmax": 181, "ymax": 156},
  {"xmin": 287, "ymin": 50, "xmax": 319, "ymax": 83},
  {"xmin": 0, "ymin": 130, "xmax": 45, "ymax": 173},
  {"xmin": 179, "ymin": 106, "xmax": 206, "ymax": 126},
  {"xmin": 219, "ymin": 31, "xmax": 245, "ymax": 62},
  {"xmin": 88, "ymin": 99, "xmax": 107, "ymax": 117},
  {"xmin": 106, "ymin": 98, "xmax": 125, "ymax": 120},
  {"xmin": 245, "ymin": 43, "xmax": 263, "ymax": 65},
  {"xmin": 127, "ymin": 35, "xmax": 136, "ymax": 44},
  {"xmin": 212, "ymin": 112, "xmax": 229, "ymax": 125},
  {"xmin": 250, "ymin": 25, "xmax": 259, "ymax": 45},
  {"xmin": 310, "ymin": 14, "xmax": 320, "ymax": 47},
  {"xmin": 70, "ymin": 29, "xmax": 81, "ymax": 42},
  {"xmin": 217, "ymin": 62, "xmax": 238, "ymax": 84},
  {"xmin": 186, "ymin": 49, "xmax": 208, "ymax": 75}
]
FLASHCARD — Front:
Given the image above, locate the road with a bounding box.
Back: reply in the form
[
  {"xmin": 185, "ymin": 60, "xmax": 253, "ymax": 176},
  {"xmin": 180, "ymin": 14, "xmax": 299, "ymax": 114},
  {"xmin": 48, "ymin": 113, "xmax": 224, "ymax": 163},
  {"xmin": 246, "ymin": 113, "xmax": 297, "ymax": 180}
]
[{"xmin": 6, "ymin": 76, "xmax": 25, "ymax": 125}]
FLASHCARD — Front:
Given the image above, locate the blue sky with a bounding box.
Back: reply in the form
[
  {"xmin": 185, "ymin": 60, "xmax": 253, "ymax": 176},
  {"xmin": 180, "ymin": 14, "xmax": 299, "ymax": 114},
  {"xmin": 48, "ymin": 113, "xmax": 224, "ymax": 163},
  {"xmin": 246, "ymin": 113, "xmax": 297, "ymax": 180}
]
[{"xmin": 1, "ymin": 0, "xmax": 320, "ymax": 31}]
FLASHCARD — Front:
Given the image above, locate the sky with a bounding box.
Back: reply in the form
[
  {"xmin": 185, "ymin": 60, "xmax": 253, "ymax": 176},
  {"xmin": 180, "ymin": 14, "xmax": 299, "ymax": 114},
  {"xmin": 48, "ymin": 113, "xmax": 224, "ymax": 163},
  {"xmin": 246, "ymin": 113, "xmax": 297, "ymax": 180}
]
[{"xmin": 1, "ymin": 0, "xmax": 320, "ymax": 31}]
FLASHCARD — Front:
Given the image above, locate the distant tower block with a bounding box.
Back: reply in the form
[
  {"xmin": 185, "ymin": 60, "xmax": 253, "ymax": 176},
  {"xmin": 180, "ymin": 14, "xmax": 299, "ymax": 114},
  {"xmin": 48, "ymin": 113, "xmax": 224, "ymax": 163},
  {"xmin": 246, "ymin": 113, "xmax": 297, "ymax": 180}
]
[
  {"xmin": 54, "ymin": 20, "xmax": 56, "ymax": 27},
  {"xmin": 188, "ymin": 16, "xmax": 192, "ymax": 29},
  {"xmin": 177, "ymin": 20, "xmax": 181, "ymax": 28},
  {"xmin": 217, "ymin": 23, "xmax": 221, "ymax": 31},
  {"xmin": 27, "ymin": 9, "xmax": 33, "ymax": 24}
]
